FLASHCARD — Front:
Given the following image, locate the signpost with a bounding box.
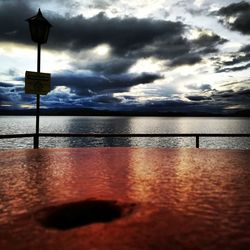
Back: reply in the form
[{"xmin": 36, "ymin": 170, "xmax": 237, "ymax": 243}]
[
  {"xmin": 26, "ymin": 9, "xmax": 52, "ymax": 149},
  {"xmin": 25, "ymin": 71, "xmax": 51, "ymax": 95}
]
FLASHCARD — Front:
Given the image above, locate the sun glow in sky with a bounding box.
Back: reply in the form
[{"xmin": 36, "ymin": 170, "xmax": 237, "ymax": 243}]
[
  {"xmin": 94, "ymin": 44, "xmax": 111, "ymax": 57},
  {"xmin": 0, "ymin": 0, "xmax": 249, "ymax": 114}
]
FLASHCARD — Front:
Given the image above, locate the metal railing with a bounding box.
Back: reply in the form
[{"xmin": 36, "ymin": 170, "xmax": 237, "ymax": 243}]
[{"xmin": 0, "ymin": 133, "xmax": 249, "ymax": 149}]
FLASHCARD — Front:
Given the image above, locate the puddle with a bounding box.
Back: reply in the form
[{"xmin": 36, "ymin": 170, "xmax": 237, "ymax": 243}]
[{"xmin": 36, "ymin": 199, "xmax": 136, "ymax": 230}]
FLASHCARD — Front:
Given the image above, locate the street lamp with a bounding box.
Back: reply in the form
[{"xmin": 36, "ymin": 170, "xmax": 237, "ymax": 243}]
[
  {"xmin": 26, "ymin": 9, "xmax": 52, "ymax": 149},
  {"xmin": 26, "ymin": 8, "xmax": 52, "ymax": 44}
]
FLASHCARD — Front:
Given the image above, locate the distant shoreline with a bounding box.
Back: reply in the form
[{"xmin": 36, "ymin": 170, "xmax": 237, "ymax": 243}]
[{"xmin": 0, "ymin": 108, "xmax": 250, "ymax": 117}]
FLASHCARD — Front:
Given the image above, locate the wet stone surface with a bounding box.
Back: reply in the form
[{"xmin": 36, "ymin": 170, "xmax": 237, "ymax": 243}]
[{"xmin": 0, "ymin": 147, "xmax": 250, "ymax": 249}]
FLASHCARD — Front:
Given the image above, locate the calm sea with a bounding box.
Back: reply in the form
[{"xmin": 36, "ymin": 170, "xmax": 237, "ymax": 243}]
[{"xmin": 0, "ymin": 116, "xmax": 249, "ymax": 149}]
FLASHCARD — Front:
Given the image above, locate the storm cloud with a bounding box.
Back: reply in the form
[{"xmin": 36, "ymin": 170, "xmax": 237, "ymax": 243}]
[
  {"xmin": 0, "ymin": 1, "xmax": 185, "ymax": 55},
  {"xmin": 186, "ymin": 95, "xmax": 212, "ymax": 101},
  {"xmin": 83, "ymin": 57, "xmax": 136, "ymax": 75},
  {"xmin": 0, "ymin": 82, "xmax": 35, "ymax": 107},
  {"xmin": 0, "ymin": 1, "xmax": 226, "ymax": 66},
  {"xmin": 185, "ymin": 88, "xmax": 250, "ymax": 110},
  {"xmin": 216, "ymin": 1, "xmax": 250, "ymax": 34},
  {"xmin": 216, "ymin": 44, "xmax": 250, "ymax": 73},
  {"xmin": 51, "ymin": 72, "xmax": 162, "ymax": 95},
  {"xmin": 0, "ymin": 0, "xmax": 249, "ymax": 114}
]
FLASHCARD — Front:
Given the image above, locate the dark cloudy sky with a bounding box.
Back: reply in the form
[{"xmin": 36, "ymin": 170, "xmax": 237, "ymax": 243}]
[{"xmin": 0, "ymin": 0, "xmax": 250, "ymax": 114}]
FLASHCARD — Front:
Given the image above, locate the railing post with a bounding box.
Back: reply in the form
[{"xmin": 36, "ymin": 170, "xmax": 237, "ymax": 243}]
[{"xmin": 196, "ymin": 135, "xmax": 199, "ymax": 148}]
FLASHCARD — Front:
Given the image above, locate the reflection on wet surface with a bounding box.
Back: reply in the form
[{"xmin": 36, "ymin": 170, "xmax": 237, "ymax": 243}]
[{"xmin": 0, "ymin": 148, "xmax": 250, "ymax": 249}]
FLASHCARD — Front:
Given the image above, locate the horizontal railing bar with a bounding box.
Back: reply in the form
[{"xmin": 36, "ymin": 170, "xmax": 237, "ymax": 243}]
[
  {"xmin": 39, "ymin": 133, "xmax": 250, "ymax": 138},
  {"xmin": 0, "ymin": 133, "xmax": 249, "ymax": 139},
  {"xmin": 0, "ymin": 134, "xmax": 35, "ymax": 139}
]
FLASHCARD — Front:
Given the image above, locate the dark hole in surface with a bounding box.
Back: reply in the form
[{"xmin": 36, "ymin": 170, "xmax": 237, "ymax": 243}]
[{"xmin": 37, "ymin": 199, "xmax": 136, "ymax": 230}]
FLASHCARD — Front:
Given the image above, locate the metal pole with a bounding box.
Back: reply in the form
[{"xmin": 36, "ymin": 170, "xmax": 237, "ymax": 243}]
[
  {"xmin": 196, "ymin": 135, "xmax": 199, "ymax": 148},
  {"xmin": 34, "ymin": 43, "xmax": 41, "ymax": 149}
]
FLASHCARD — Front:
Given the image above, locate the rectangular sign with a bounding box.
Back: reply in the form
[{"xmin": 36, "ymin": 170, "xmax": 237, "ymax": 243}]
[{"xmin": 25, "ymin": 71, "xmax": 51, "ymax": 95}]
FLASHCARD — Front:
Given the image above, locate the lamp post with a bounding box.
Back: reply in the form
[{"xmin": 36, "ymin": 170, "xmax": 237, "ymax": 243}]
[{"xmin": 26, "ymin": 9, "xmax": 52, "ymax": 149}]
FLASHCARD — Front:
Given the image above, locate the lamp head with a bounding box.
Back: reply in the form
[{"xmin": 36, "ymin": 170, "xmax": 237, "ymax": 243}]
[{"xmin": 26, "ymin": 9, "xmax": 52, "ymax": 44}]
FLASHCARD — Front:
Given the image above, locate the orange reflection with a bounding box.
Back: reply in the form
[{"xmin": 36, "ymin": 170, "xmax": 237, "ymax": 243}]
[
  {"xmin": 127, "ymin": 148, "xmax": 162, "ymax": 202},
  {"xmin": 1, "ymin": 147, "xmax": 248, "ymax": 233},
  {"xmin": 172, "ymin": 149, "xmax": 244, "ymax": 218}
]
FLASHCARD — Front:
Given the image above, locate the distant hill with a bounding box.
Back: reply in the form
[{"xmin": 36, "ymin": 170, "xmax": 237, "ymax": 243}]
[{"xmin": 0, "ymin": 108, "xmax": 250, "ymax": 117}]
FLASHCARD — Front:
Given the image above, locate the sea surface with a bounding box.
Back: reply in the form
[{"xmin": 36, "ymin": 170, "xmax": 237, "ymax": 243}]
[{"xmin": 0, "ymin": 116, "xmax": 249, "ymax": 149}]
